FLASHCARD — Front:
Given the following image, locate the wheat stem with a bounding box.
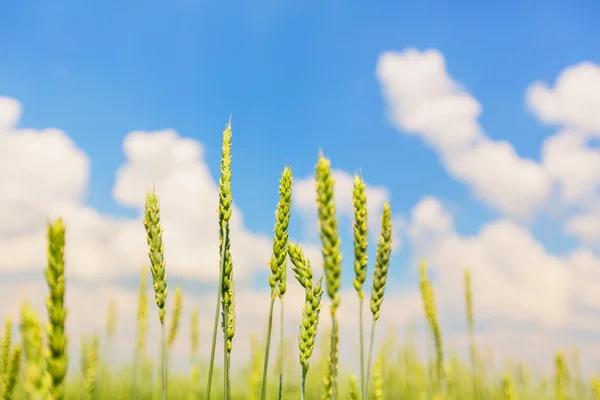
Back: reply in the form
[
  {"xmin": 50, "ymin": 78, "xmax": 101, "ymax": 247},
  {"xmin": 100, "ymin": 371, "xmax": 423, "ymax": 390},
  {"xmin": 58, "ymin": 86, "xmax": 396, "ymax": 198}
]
[
  {"xmin": 206, "ymin": 223, "xmax": 227, "ymax": 400},
  {"xmin": 260, "ymin": 296, "xmax": 276, "ymax": 400}
]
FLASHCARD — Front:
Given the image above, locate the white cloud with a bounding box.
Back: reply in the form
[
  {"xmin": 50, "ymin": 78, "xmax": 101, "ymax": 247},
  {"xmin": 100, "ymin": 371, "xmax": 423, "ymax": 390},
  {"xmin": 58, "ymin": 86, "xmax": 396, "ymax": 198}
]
[
  {"xmin": 526, "ymin": 61, "xmax": 600, "ymax": 246},
  {"xmin": 405, "ymin": 196, "xmax": 600, "ymax": 372},
  {"xmin": 0, "ymin": 98, "xmax": 274, "ymax": 281},
  {"xmin": 376, "ymin": 48, "xmax": 552, "ymax": 219},
  {"xmin": 526, "ymin": 62, "xmax": 600, "ymax": 135}
]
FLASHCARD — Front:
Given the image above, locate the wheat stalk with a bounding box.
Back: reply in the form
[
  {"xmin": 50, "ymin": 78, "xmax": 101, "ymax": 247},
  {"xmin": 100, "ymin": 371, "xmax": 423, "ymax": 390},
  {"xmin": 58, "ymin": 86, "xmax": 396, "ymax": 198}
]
[
  {"xmin": 44, "ymin": 218, "xmax": 68, "ymax": 400},
  {"xmin": 288, "ymin": 242, "xmax": 324, "ymax": 400},
  {"xmin": 555, "ymin": 351, "xmax": 568, "ymax": 400},
  {"xmin": 365, "ymin": 202, "xmax": 393, "ymax": 400},
  {"xmin": 131, "ymin": 266, "xmax": 149, "ymax": 399},
  {"xmin": 144, "ymin": 189, "xmax": 169, "ymax": 400},
  {"xmin": 419, "ymin": 261, "xmax": 444, "ymax": 395},
  {"xmin": 261, "ymin": 166, "xmax": 292, "ymax": 400},
  {"xmin": 20, "ymin": 303, "xmax": 47, "ymax": 399},
  {"xmin": 352, "ymin": 173, "xmax": 368, "ymax": 398},
  {"xmin": 315, "ymin": 151, "xmax": 342, "ymax": 400},
  {"xmin": 167, "ymin": 287, "xmax": 183, "ymax": 349},
  {"xmin": 83, "ymin": 334, "xmax": 99, "ymax": 400},
  {"xmin": 207, "ymin": 118, "xmax": 234, "ymax": 400}
]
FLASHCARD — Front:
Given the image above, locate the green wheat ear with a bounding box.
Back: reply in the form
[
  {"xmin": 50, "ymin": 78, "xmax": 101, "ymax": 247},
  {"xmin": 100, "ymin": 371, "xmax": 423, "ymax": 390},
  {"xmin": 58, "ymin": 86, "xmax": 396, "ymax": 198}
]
[
  {"xmin": 45, "ymin": 218, "xmax": 68, "ymax": 400},
  {"xmin": 352, "ymin": 173, "xmax": 368, "ymax": 301},
  {"xmin": 144, "ymin": 190, "xmax": 168, "ymax": 324},
  {"xmin": 143, "ymin": 189, "xmax": 169, "ymax": 400},
  {"xmin": 288, "ymin": 242, "xmax": 324, "ymax": 400},
  {"xmin": 365, "ymin": 202, "xmax": 393, "ymax": 400},
  {"xmin": 269, "ymin": 166, "xmax": 293, "ymax": 298},
  {"xmin": 167, "ymin": 287, "xmax": 183, "ymax": 349},
  {"xmin": 20, "ymin": 303, "xmax": 47, "ymax": 399},
  {"xmin": 315, "ymin": 152, "xmax": 342, "ymax": 314},
  {"xmin": 419, "ymin": 260, "xmax": 444, "ymax": 394},
  {"xmin": 315, "ymin": 151, "xmax": 342, "ymax": 399}
]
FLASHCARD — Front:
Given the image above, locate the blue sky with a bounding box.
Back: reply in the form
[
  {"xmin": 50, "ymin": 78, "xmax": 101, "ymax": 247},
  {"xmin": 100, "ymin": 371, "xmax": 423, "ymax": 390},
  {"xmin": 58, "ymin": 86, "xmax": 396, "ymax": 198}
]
[
  {"xmin": 3, "ymin": 0, "xmax": 600, "ymax": 372},
  {"xmin": 2, "ymin": 0, "xmax": 600, "ymax": 290},
  {"xmin": 1, "ymin": 1, "xmax": 597, "ymax": 223}
]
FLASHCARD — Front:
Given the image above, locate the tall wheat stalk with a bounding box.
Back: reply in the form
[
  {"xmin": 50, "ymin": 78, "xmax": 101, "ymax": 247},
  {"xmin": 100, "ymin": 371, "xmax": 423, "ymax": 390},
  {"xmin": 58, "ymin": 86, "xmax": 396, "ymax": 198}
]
[
  {"xmin": 131, "ymin": 266, "xmax": 149, "ymax": 399},
  {"xmin": 365, "ymin": 202, "xmax": 392, "ymax": 400},
  {"xmin": 352, "ymin": 173, "xmax": 368, "ymax": 397},
  {"xmin": 143, "ymin": 189, "xmax": 169, "ymax": 400},
  {"xmin": 288, "ymin": 242, "xmax": 324, "ymax": 400},
  {"xmin": 419, "ymin": 261, "xmax": 444, "ymax": 395},
  {"xmin": 207, "ymin": 118, "xmax": 235, "ymax": 400},
  {"xmin": 19, "ymin": 303, "xmax": 47, "ymax": 399},
  {"xmin": 44, "ymin": 218, "xmax": 68, "ymax": 400},
  {"xmin": 315, "ymin": 152, "xmax": 342, "ymax": 400},
  {"xmin": 261, "ymin": 166, "xmax": 292, "ymax": 400},
  {"xmin": 464, "ymin": 268, "xmax": 479, "ymax": 399}
]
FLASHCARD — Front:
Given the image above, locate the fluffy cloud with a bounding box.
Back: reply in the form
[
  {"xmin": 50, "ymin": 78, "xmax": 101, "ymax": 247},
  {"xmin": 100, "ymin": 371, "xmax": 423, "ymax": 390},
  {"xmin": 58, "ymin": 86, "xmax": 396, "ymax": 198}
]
[
  {"xmin": 405, "ymin": 196, "xmax": 600, "ymax": 368},
  {"xmin": 526, "ymin": 62, "xmax": 600, "ymax": 135},
  {"xmin": 376, "ymin": 49, "xmax": 552, "ymax": 219},
  {"xmin": 0, "ymin": 97, "xmax": 276, "ymax": 281},
  {"xmin": 526, "ymin": 62, "xmax": 600, "ymax": 245}
]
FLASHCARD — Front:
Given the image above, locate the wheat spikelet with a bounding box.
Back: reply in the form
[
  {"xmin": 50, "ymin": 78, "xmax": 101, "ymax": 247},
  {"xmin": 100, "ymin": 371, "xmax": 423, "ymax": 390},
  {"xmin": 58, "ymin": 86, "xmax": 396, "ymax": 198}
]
[
  {"xmin": 44, "ymin": 218, "xmax": 68, "ymax": 400},
  {"xmin": 315, "ymin": 152, "xmax": 342, "ymax": 399},
  {"xmin": 143, "ymin": 190, "xmax": 169, "ymax": 400},
  {"xmin": 20, "ymin": 303, "xmax": 47, "ymax": 399},
  {"xmin": 315, "ymin": 152, "xmax": 342, "ymax": 313},
  {"xmin": 419, "ymin": 261, "xmax": 444, "ymax": 393},
  {"xmin": 269, "ymin": 166, "xmax": 293, "ymax": 298},
  {"xmin": 1, "ymin": 344, "xmax": 21, "ymax": 400},
  {"xmin": 167, "ymin": 288, "xmax": 183, "ymax": 349},
  {"xmin": 288, "ymin": 242, "xmax": 324, "ymax": 400},
  {"xmin": 84, "ymin": 335, "xmax": 99, "ymax": 400},
  {"xmin": 369, "ymin": 202, "xmax": 392, "ymax": 322},
  {"xmin": 555, "ymin": 351, "xmax": 568, "ymax": 400},
  {"xmin": 352, "ymin": 174, "xmax": 368, "ymax": 301},
  {"xmin": 144, "ymin": 190, "xmax": 168, "ymax": 324}
]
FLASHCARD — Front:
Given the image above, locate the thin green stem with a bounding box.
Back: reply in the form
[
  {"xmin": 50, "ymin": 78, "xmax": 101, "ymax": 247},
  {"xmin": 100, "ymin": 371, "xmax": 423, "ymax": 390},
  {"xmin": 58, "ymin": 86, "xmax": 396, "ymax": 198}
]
[
  {"xmin": 223, "ymin": 292, "xmax": 230, "ymax": 400},
  {"xmin": 206, "ymin": 224, "xmax": 227, "ymax": 400},
  {"xmin": 161, "ymin": 321, "xmax": 167, "ymax": 400},
  {"xmin": 365, "ymin": 319, "xmax": 376, "ymax": 400},
  {"xmin": 359, "ymin": 299, "xmax": 365, "ymax": 398},
  {"xmin": 278, "ymin": 297, "xmax": 284, "ymax": 400},
  {"xmin": 260, "ymin": 295, "xmax": 276, "ymax": 400},
  {"xmin": 301, "ymin": 367, "xmax": 307, "ymax": 400},
  {"xmin": 331, "ymin": 316, "xmax": 339, "ymax": 400}
]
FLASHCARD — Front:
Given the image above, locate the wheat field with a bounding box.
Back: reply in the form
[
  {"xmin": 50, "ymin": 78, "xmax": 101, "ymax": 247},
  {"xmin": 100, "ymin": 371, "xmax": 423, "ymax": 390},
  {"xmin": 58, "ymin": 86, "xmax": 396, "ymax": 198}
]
[{"xmin": 1, "ymin": 120, "xmax": 599, "ymax": 400}]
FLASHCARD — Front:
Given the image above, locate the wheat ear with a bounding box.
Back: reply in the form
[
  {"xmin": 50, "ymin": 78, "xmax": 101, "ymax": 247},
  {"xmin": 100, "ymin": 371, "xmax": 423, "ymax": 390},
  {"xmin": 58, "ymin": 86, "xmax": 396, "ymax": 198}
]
[
  {"xmin": 261, "ymin": 166, "xmax": 292, "ymax": 400},
  {"xmin": 131, "ymin": 266, "xmax": 149, "ymax": 399},
  {"xmin": 83, "ymin": 334, "xmax": 99, "ymax": 400},
  {"xmin": 365, "ymin": 202, "xmax": 393, "ymax": 399},
  {"xmin": 144, "ymin": 189, "xmax": 168, "ymax": 400},
  {"xmin": 352, "ymin": 173, "xmax": 368, "ymax": 397},
  {"xmin": 44, "ymin": 218, "xmax": 68, "ymax": 400},
  {"xmin": 207, "ymin": 118, "xmax": 234, "ymax": 400},
  {"xmin": 315, "ymin": 151, "xmax": 342, "ymax": 400},
  {"xmin": 288, "ymin": 242, "xmax": 324, "ymax": 400},
  {"xmin": 20, "ymin": 303, "xmax": 47, "ymax": 399},
  {"xmin": 419, "ymin": 261, "xmax": 444, "ymax": 394}
]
